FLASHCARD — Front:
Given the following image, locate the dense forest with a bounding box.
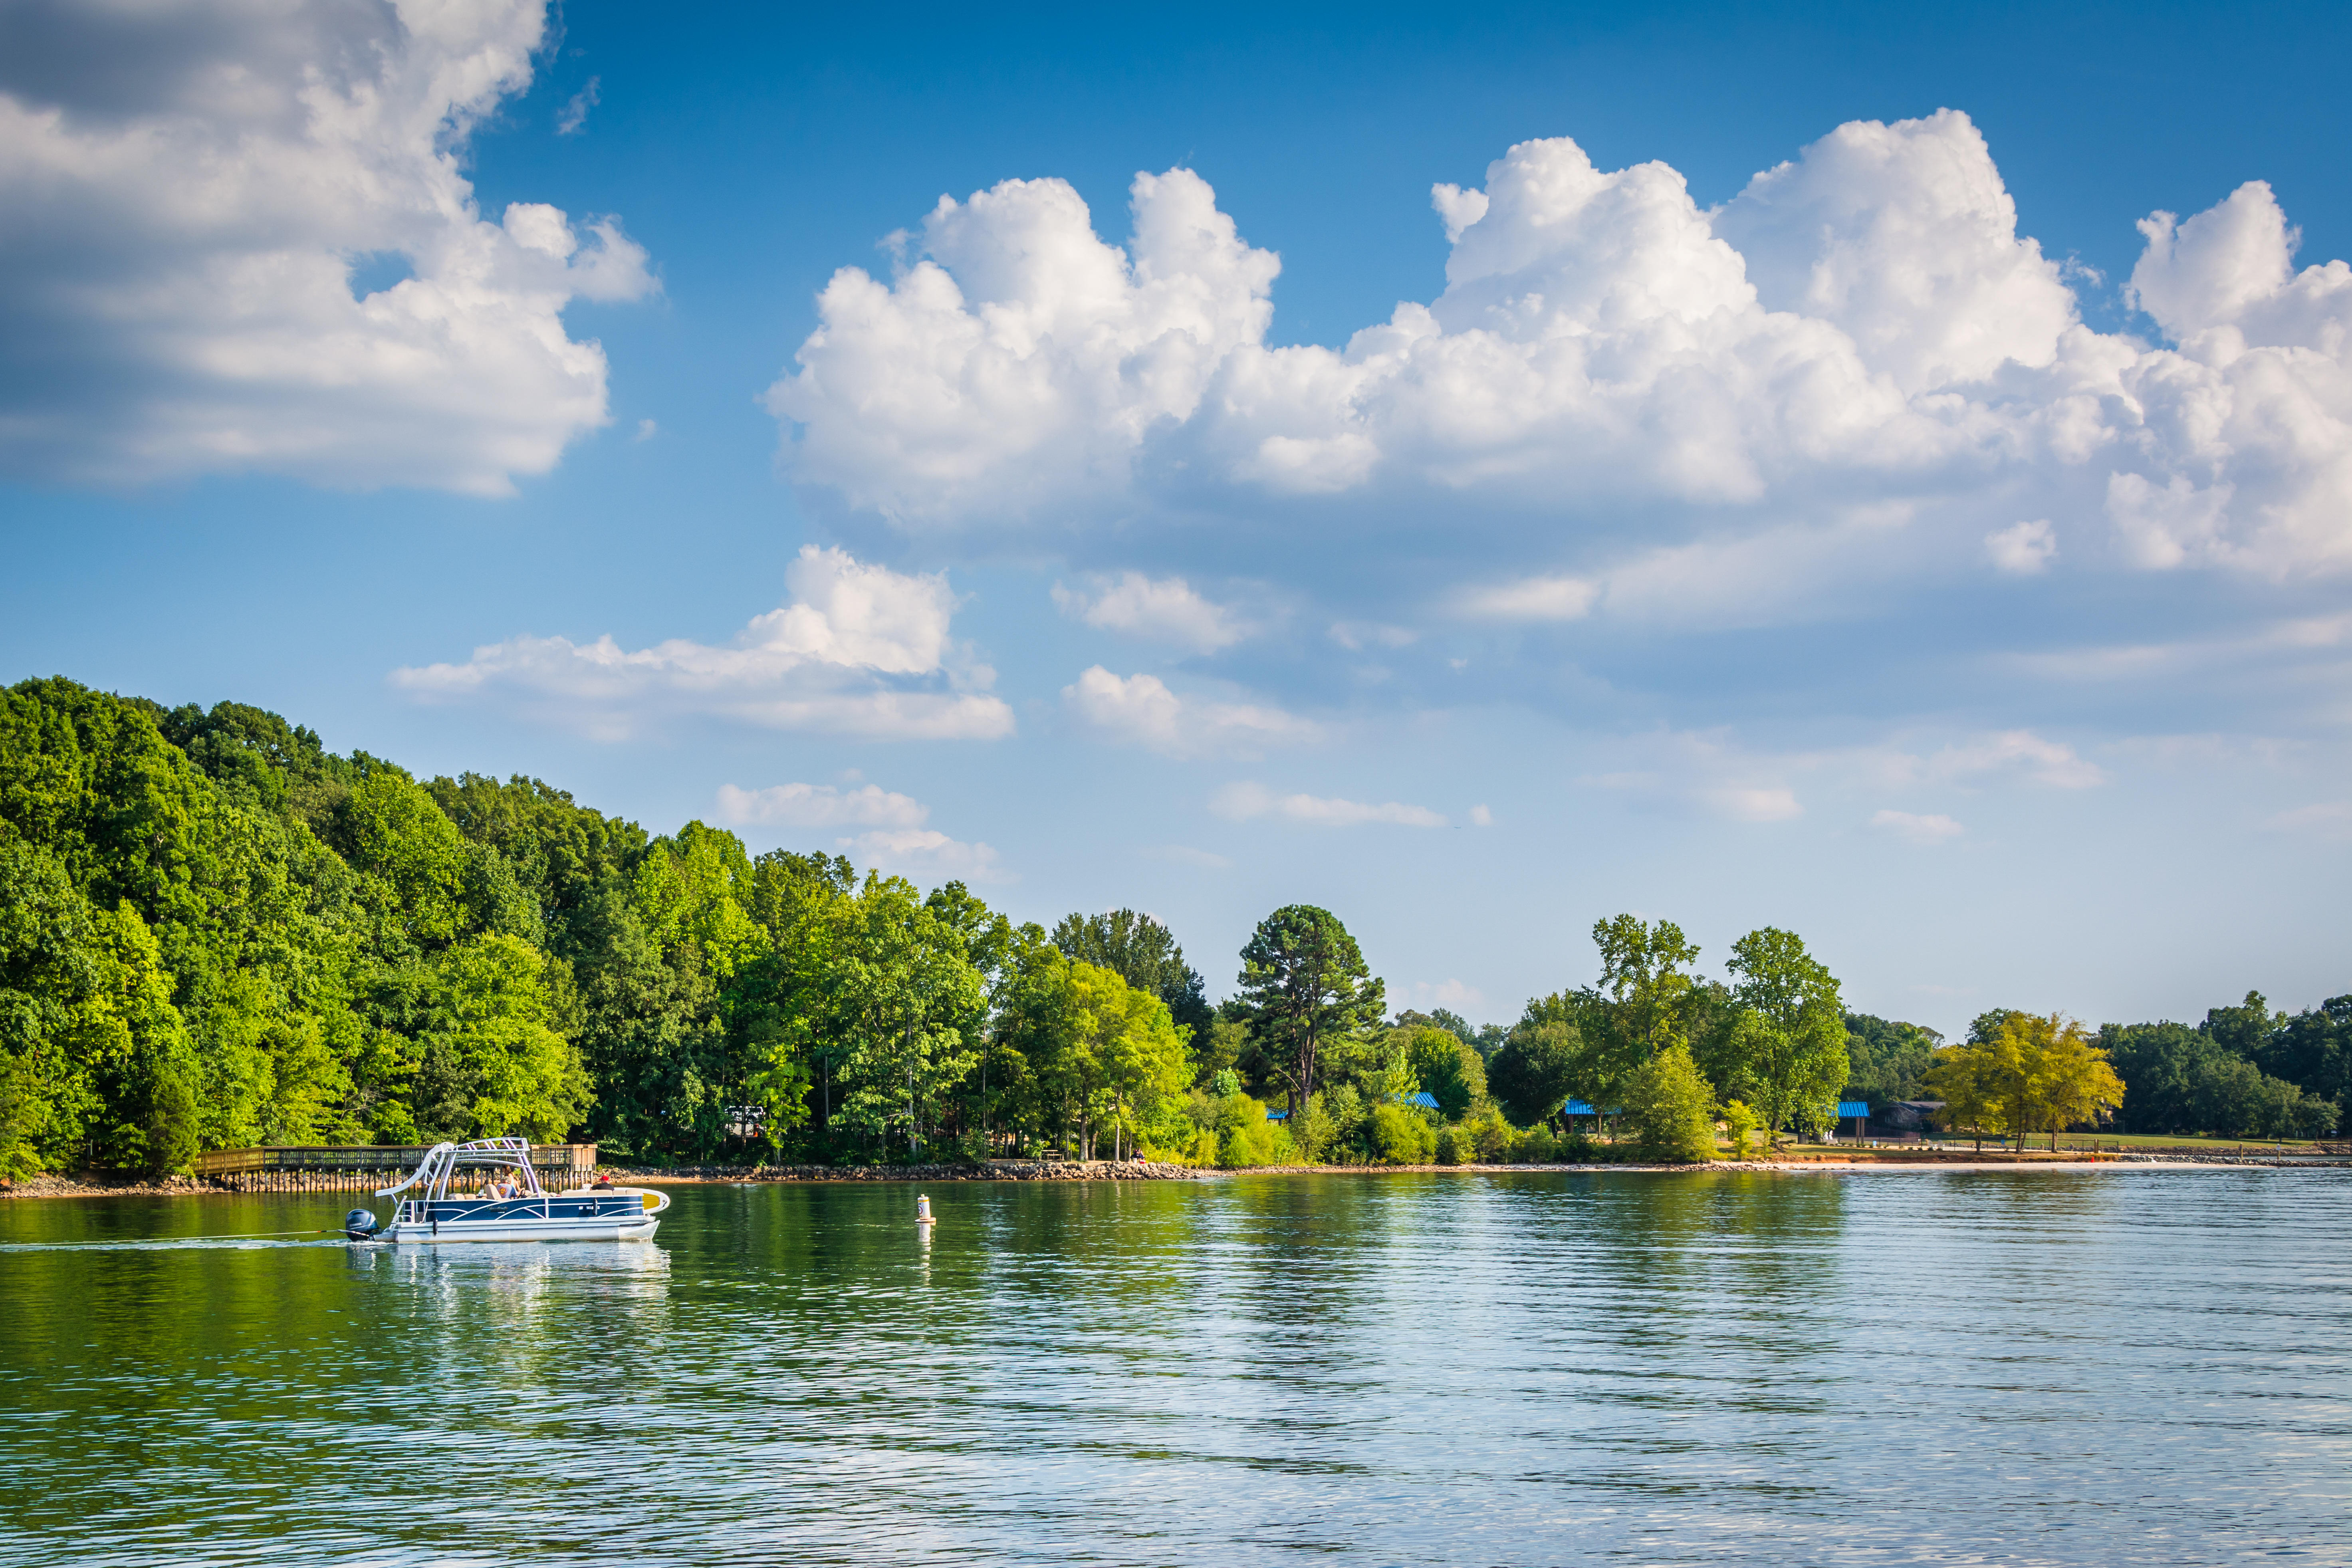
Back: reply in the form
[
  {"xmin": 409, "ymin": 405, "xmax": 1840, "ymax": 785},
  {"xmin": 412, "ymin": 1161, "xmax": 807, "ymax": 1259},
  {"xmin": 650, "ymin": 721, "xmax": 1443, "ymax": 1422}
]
[{"xmin": 0, "ymin": 677, "xmax": 2342, "ymax": 1177}]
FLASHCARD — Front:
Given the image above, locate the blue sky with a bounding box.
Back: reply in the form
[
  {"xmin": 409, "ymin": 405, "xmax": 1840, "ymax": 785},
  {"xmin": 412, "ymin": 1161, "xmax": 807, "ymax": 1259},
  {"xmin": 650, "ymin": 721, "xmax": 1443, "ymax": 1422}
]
[{"xmin": 5, "ymin": 0, "xmax": 2350, "ymax": 1036}]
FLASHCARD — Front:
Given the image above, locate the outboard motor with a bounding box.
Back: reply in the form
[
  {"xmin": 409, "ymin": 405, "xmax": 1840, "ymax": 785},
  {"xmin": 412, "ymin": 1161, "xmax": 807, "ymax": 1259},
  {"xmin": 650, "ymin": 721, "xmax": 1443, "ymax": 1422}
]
[{"xmin": 343, "ymin": 1208, "xmax": 380, "ymax": 1241}]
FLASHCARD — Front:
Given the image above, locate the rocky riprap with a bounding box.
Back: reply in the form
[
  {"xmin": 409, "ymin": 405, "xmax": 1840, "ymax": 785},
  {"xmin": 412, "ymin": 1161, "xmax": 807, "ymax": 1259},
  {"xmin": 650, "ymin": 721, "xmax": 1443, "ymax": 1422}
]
[
  {"xmin": 625, "ymin": 1159, "xmax": 1206, "ymax": 1183},
  {"xmin": 2116, "ymin": 1152, "xmax": 2352, "ymax": 1167}
]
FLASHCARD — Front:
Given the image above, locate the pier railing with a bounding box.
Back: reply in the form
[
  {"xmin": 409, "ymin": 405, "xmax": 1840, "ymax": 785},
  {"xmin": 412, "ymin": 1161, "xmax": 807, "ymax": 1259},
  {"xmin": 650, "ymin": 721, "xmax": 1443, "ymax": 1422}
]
[{"xmin": 194, "ymin": 1144, "xmax": 597, "ymax": 1179}]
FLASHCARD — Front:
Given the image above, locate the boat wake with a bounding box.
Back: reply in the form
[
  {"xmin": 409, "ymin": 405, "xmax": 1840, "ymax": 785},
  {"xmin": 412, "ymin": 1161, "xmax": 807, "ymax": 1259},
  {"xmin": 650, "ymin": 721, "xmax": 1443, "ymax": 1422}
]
[{"xmin": 0, "ymin": 1234, "xmax": 347, "ymax": 1252}]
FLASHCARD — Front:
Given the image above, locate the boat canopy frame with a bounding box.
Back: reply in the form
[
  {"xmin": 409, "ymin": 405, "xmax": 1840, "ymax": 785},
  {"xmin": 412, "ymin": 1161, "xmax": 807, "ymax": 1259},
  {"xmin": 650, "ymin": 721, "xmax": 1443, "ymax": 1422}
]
[{"xmin": 374, "ymin": 1138, "xmax": 550, "ymax": 1203}]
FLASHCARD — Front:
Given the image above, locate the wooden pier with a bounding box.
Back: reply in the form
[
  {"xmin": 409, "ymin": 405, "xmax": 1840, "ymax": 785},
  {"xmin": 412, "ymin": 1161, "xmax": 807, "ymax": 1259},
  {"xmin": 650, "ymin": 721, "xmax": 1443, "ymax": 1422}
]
[{"xmin": 193, "ymin": 1144, "xmax": 597, "ymax": 1192}]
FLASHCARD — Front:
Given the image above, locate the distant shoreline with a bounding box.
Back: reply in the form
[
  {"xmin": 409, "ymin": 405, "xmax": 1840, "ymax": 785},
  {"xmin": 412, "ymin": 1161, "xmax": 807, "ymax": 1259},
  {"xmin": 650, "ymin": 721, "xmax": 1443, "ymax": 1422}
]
[{"xmin": 6, "ymin": 1150, "xmax": 2344, "ymax": 1200}]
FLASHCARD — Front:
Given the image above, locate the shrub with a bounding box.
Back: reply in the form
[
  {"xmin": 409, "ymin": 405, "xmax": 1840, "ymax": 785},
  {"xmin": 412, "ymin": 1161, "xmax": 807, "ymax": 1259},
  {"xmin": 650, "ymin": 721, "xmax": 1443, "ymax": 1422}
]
[
  {"xmin": 1721, "ymin": 1099, "xmax": 1759, "ymax": 1160},
  {"xmin": 1321, "ymin": 1083, "xmax": 1368, "ymax": 1163},
  {"xmin": 1465, "ymin": 1107, "xmax": 1514, "ymax": 1163},
  {"xmin": 1433, "ymin": 1124, "xmax": 1470, "ymax": 1165},
  {"xmin": 1620, "ymin": 1045, "xmax": 1718, "ymax": 1163},
  {"xmin": 1213, "ymin": 1103, "xmax": 1300, "ymax": 1168},
  {"xmin": 1511, "ymin": 1124, "xmax": 1560, "ymax": 1163},
  {"xmin": 1293, "ymin": 1093, "xmax": 1337, "ymax": 1165},
  {"xmin": 1370, "ymin": 1102, "xmax": 1436, "ymax": 1164}
]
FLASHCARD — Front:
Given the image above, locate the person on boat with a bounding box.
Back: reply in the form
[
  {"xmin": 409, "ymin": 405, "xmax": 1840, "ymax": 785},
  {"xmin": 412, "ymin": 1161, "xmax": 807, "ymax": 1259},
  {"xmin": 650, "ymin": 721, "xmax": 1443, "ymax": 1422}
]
[{"xmin": 592, "ymin": 1172, "xmax": 613, "ymax": 1189}]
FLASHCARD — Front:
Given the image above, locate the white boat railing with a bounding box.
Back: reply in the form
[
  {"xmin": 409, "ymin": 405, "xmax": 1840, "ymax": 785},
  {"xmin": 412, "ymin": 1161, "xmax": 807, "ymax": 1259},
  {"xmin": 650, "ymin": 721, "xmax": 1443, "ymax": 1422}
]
[{"xmin": 375, "ymin": 1137, "xmax": 551, "ymax": 1204}]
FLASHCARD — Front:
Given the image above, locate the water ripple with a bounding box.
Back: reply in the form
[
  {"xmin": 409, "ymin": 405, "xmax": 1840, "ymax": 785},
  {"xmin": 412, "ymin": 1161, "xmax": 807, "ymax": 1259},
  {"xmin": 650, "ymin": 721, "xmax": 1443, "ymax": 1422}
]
[{"xmin": 0, "ymin": 1170, "xmax": 2346, "ymax": 1565}]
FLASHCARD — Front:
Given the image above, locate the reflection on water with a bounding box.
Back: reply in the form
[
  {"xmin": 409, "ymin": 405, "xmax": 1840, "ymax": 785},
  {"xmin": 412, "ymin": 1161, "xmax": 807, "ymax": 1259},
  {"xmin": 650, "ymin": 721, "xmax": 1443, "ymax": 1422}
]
[{"xmin": 0, "ymin": 1170, "xmax": 2346, "ymax": 1565}]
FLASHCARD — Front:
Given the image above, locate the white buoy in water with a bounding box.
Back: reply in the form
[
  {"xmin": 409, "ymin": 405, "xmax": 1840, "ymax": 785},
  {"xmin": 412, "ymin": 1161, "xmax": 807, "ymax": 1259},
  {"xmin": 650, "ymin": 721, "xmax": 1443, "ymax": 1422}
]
[{"xmin": 916, "ymin": 1193, "xmax": 936, "ymax": 1225}]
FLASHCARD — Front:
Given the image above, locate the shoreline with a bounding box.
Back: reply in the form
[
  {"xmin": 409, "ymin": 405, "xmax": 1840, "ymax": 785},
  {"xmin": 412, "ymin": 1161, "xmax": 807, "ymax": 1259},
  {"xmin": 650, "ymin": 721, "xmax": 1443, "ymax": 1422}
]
[{"xmin": 5, "ymin": 1149, "xmax": 2344, "ymax": 1200}]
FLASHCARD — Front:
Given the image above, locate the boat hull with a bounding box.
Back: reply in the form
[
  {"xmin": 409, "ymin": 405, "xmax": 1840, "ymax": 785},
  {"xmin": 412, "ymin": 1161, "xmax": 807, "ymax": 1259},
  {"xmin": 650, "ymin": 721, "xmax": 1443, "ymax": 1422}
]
[
  {"xmin": 378, "ymin": 1215, "xmax": 660, "ymax": 1244},
  {"xmin": 369, "ymin": 1187, "xmax": 668, "ymax": 1244}
]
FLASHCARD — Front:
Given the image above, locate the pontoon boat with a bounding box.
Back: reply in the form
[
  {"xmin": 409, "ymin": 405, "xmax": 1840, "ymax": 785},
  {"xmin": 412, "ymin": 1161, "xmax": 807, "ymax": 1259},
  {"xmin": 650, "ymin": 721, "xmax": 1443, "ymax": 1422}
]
[{"xmin": 342, "ymin": 1137, "xmax": 669, "ymax": 1243}]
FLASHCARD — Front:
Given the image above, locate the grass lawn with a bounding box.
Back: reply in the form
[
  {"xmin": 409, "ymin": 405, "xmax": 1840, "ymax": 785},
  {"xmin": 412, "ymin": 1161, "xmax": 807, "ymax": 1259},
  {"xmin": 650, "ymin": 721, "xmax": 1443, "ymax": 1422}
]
[
  {"xmin": 1769, "ymin": 1132, "xmax": 2330, "ymax": 1155},
  {"xmin": 2041, "ymin": 1130, "xmax": 2326, "ymax": 1152}
]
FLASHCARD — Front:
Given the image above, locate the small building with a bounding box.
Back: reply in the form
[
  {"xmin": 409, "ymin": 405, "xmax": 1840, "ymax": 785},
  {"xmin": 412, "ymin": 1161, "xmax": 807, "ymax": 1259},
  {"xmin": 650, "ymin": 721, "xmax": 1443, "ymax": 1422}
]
[{"xmin": 1866, "ymin": 1100, "xmax": 1945, "ymax": 1137}]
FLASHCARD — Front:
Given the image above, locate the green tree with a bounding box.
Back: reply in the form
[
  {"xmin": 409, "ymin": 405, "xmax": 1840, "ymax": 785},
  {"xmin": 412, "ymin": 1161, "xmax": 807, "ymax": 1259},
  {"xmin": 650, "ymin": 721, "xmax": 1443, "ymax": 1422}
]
[
  {"xmin": 411, "ymin": 933, "xmax": 591, "ymax": 1141},
  {"xmin": 1721, "ymin": 1099, "xmax": 1760, "ymax": 1160},
  {"xmin": 1076, "ymin": 961, "xmax": 1192, "ymax": 1161},
  {"xmin": 1053, "ymin": 907, "xmax": 1214, "ymax": 1046},
  {"xmin": 1618, "ymin": 1044, "xmax": 1718, "ymax": 1162},
  {"xmin": 2027, "ymin": 1015, "xmax": 2125, "ymax": 1148},
  {"xmin": 1843, "ymin": 1013, "xmax": 1942, "ymax": 1104},
  {"xmin": 333, "ymin": 769, "xmax": 471, "ymax": 942},
  {"xmin": 1559, "ymin": 916, "xmax": 1704, "ymax": 1132},
  {"xmin": 1591, "ymin": 914, "xmax": 1701, "ymax": 1055},
  {"xmin": 815, "ymin": 875, "xmax": 988, "ymax": 1161},
  {"xmin": 993, "ymin": 940, "xmax": 1093, "ymax": 1156},
  {"xmin": 1398, "ymin": 1023, "xmax": 1487, "ymax": 1118},
  {"xmin": 1930, "ymin": 1011, "xmax": 2126, "ymax": 1149},
  {"xmin": 424, "ymin": 771, "xmax": 646, "ymax": 934},
  {"xmin": 2261, "ymin": 996, "xmax": 2352, "ymax": 1126},
  {"xmin": 1924, "ymin": 1033, "xmax": 2009, "ymax": 1152},
  {"xmin": 1722, "ymin": 926, "xmax": 1848, "ymax": 1140},
  {"xmin": 0, "ymin": 833, "xmax": 109, "ymax": 1175},
  {"xmin": 1235, "ymin": 905, "xmax": 1385, "ymax": 1121},
  {"xmin": 1487, "ymin": 1013, "xmax": 1579, "ymax": 1128}
]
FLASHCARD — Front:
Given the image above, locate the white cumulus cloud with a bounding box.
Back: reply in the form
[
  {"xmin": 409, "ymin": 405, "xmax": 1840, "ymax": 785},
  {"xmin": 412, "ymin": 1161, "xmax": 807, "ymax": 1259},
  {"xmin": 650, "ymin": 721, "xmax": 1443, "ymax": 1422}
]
[
  {"xmin": 1329, "ymin": 621, "xmax": 1419, "ymax": 650},
  {"xmin": 1404, "ymin": 978, "xmax": 1487, "ymax": 1012},
  {"xmin": 555, "ymin": 75, "xmax": 600, "ymax": 136},
  {"xmin": 767, "ymin": 167, "xmax": 1277, "ymax": 525},
  {"xmin": 0, "ymin": 0, "xmax": 656, "ymax": 494},
  {"xmin": 2262, "ymin": 801, "xmax": 2352, "ymax": 841},
  {"xmin": 1061, "ymin": 666, "xmax": 1316, "ymax": 757},
  {"xmin": 716, "ymin": 782, "xmax": 929, "ymax": 830},
  {"xmin": 1051, "ymin": 572, "xmax": 1250, "ymax": 651},
  {"xmin": 1986, "ymin": 519, "xmax": 2058, "ymax": 574},
  {"xmin": 1872, "ymin": 809, "xmax": 1965, "ymax": 843},
  {"xmin": 1144, "ymin": 844, "xmax": 1233, "ymax": 869},
  {"xmin": 770, "ymin": 108, "xmax": 2352, "ymax": 589},
  {"xmin": 1701, "ymin": 785, "xmax": 1804, "ymax": 823},
  {"xmin": 1451, "ymin": 575, "xmax": 1601, "ymax": 622},
  {"xmin": 1210, "ymin": 781, "xmax": 1447, "ymax": 827},
  {"xmin": 1926, "ymin": 730, "xmax": 2104, "ymax": 789},
  {"xmin": 713, "ymin": 778, "xmax": 1001, "ymax": 880},
  {"xmin": 391, "ymin": 545, "xmax": 1013, "ymax": 741},
  {"xmin": 1577, "ymin": 724, "xmax": 2107, "ymax": 822},
  {"xmin": 840, "ymin": 828, "xmax": 1007, "ymax": 884}
]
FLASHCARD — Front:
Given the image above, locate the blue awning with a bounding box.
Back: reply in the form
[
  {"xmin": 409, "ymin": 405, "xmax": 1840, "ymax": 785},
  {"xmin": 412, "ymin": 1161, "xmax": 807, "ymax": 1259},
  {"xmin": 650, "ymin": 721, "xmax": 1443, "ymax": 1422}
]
[
  {"xmin": 1559, "ymin": 1100, "xmax": 1619, "ymax": 1116},
  {"xmin": 1402, "ymin": 1091, "xmax": 1439, "ymax": 1110},
  {"xmin": 1836, "ymin": 1100, "xmax": 1870, "ymax": 1118}
]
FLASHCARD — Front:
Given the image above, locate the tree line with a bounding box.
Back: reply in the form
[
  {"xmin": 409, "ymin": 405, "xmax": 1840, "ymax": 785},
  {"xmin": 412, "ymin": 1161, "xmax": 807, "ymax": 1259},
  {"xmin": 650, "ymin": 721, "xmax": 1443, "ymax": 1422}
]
[
  {"xmin": 1836, "ymin": 997, "xmax": 2343, "ymax": 1142},
  {"xmin": 0, "ymin": 678, "xmax": 2342, "ymax": 1177}
]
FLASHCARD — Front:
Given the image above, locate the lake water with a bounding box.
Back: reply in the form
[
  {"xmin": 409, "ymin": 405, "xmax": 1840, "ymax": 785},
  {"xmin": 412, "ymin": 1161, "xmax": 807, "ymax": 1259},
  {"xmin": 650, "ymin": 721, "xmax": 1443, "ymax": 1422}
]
[{"xmin": 1, "ymin": 1168, "xmax": 2346, "ymax": 1566}]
